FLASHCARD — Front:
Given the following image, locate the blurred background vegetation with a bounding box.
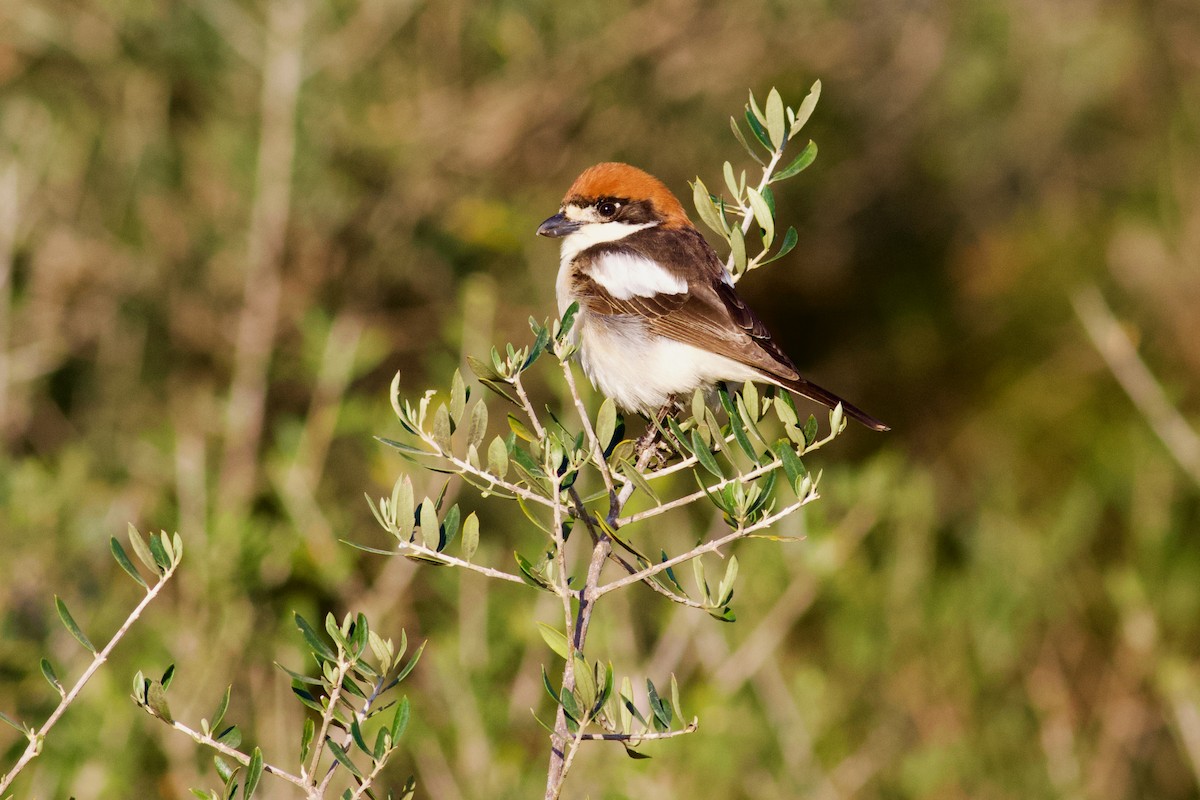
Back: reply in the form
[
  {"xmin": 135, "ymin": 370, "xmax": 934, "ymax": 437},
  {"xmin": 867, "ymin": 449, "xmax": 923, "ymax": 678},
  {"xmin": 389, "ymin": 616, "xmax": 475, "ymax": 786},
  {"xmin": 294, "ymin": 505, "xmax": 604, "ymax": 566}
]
[{"xmin": 2, "ymin": 0, "xmax": 1199, "ymax": 797}]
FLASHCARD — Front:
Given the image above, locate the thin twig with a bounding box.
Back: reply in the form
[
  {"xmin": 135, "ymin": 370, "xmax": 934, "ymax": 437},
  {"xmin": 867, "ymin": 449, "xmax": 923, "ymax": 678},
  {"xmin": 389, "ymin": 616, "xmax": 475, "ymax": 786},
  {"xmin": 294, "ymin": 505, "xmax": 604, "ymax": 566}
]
[
  {"xmin": 575, "ymin": 722, "xmax": 699, "ymax": 742},
  {"xmin": 391, "ymin": 541, "xmax": 530, "ymax": 587},
  {"xmin": 0, "ymin": 563, "xmax": 181, "ymax": 794},
  {"xmin": 597, "ymin": 495, "xmax": 815, "ymax": 598},
  {"xmin": 559, "ymin": 358, "xmax": 619, "ymax": 520},
  {"xmin": 167, "ymin": 718, "xmax": 308, "ymax": 792},
  {"xmin": 728, "ymin": 147, "xmax": 786, "ymax": 282}
]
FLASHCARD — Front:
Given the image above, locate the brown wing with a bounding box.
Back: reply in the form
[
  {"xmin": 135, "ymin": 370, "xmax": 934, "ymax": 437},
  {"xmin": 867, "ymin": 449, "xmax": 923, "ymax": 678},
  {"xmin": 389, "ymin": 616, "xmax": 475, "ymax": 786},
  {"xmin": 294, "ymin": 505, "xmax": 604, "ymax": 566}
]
[{"xmin": 569, "ymin": 263, "xmax": 802, "ymax": 384}]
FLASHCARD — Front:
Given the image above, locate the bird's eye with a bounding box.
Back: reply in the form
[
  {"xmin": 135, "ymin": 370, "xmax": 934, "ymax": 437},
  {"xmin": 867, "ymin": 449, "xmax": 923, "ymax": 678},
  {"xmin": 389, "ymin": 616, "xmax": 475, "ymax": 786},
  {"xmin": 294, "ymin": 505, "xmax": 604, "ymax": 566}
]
[{"xmin": 597, "ymin": 201, "xmax": 619, "ymax": 218}]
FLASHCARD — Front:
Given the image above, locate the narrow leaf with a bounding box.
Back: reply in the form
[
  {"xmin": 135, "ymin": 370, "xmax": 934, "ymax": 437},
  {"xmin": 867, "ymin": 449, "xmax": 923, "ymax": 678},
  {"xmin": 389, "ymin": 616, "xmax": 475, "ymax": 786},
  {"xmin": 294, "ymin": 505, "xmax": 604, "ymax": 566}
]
[
  {"xmin": 55, "ymin": 596, "xmax": 95, "ymax": 653},
  {"xmin": 449, "ymin": 370, "xmax": 467, "ymax": 425},
  {"xmin": 40, "ymin": 658, "xmax": 63, "ymax": 695},
  {"xmin": 765, "ymin": 87, "xmax": 786, "ymax": 149},
  {"xmin": 730, "ymin": 117, "xmax": 764, "ymax": 164},
  {"xmin": 243, "ymin": 748, "xmax": 263, "ymax": 800},
  {"xmin": 596, "ymin": 398, "xmax": 617, "ymax": 451},
  {"xmin": 127, "ymin": 524, "xmax": 157, "ymax": 574},
  {"xmin": 691, "ymin": 431, "xmax": 723, "ymax": 479},
  {"xmin": 537, "ymin": 623, "xmax": 570, "ymax": 660},
  {"xmin": 746, "ymin": 188, "xmax": 775, "ymax": 249},
  {"xmin": 110, "ymin": 537, "xmax": 147, "ymax": 588},
  {"xmin": 772, "ymin": 141, "xmax": 818, "ymax": 182},
  {"xmin": 487, "ymin": 435, "xmax": 509, "ymax": 479},
  {"xmin": 461, "ymin": 512, "xmax": 480, "ymax": 560},
  {"xmin": 467, "ymin": 400, "xmax": 488, "ymax": 449}
]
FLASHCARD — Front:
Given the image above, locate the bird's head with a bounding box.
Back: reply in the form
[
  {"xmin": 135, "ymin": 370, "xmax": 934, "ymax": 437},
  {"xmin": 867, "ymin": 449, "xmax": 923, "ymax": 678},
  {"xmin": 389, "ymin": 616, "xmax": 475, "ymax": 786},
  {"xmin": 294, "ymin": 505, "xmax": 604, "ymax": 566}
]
[{"xmin": 536, "ymin": 163, "xmax": 692, "ymax": 244}]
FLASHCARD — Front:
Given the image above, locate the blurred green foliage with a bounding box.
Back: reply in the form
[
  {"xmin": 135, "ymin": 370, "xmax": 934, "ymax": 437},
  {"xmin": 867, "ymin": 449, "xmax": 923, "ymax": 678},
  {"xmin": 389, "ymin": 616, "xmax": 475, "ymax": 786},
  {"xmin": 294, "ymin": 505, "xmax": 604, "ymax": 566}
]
[{"xmin": 2, "ymin": 0, "xmax": 1199, "ymax": 797}]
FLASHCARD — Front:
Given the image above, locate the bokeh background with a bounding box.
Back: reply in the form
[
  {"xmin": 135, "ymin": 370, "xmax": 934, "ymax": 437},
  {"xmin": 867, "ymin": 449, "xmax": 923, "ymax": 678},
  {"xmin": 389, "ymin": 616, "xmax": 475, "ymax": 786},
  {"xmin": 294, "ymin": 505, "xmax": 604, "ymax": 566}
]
[{"xmin": 2, "ymin": 0, "xmax": 1199, "ymax": 797}]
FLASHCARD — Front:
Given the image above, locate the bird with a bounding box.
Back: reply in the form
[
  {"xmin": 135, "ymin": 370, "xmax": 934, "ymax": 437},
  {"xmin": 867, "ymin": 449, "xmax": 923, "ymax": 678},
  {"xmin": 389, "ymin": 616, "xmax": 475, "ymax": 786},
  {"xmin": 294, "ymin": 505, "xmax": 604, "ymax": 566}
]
[{"xmin": 536, "ymin": 162, "xmax": 888, "ymax": 432}]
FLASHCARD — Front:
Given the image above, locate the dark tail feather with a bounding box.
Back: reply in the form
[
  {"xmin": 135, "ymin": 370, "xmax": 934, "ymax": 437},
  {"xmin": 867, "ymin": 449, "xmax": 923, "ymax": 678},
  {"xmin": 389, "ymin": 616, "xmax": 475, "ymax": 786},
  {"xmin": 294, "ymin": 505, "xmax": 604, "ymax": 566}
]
[{"xmin": 775, "ymin": 374, "xmax": 890, "ymax": 432}]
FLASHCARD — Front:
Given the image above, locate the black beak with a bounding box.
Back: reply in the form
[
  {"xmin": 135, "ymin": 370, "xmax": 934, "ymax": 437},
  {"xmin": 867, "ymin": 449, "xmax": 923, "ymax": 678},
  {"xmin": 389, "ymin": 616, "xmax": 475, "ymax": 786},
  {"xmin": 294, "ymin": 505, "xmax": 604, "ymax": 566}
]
[{"xmin": 536, "ymin": 212, "xmax": 580, "ymax": 238}]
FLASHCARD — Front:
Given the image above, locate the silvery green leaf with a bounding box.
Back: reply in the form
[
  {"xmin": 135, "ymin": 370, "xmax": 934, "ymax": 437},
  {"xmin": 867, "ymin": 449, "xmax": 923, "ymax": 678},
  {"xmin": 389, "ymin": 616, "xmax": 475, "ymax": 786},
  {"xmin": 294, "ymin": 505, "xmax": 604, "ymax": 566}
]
[
  {"xmin": 717, "ymin": 555, "xmax": 739, "ymax": 606},
  {"xmin": 419, "ymin": 498, "xmax": 439, "ymax": 550},
  {"xmin": 691, "ymin": 178, "xmax": 726, "ymax": 237},
  {"xmin": 746, "ymin": 188, "xmax": 774, "ymax": 249},
  {"xmin": 730, "ymin": 226, "xmax": 746, "ymax": 275},
  {"xmin": 748, "ymin": 89, "xmax": 767, "ymax": 126},
  {"xmin": 596, "ymin": 398, "xmax": 617, "ymax": 451},
  {"xmin": 461, "ymin": 512, "xmax": 479, "ymax": 560},
  {"xmin": 730, "ymin": 117, "xmax": 764, "ymax": 165},
  {"xmin": 537, "ymin": 623, "xmax": 570, "ymax": 660},
  {"xmin": 765, "ymin": 87, "xmax": 786, "ymax": 149},
  {"xmin": 790, "ymin": 80, "xmax": 821, "ymax": 136},
  {"xmin": 723, "ymin": 161, "xmax": 739, "ymax": 200},
  {"xmin": 467, "ymin": 400, "xmax": 488, "ymax": 449},
  {"xmin": 432, "ymin": 404, "xmax": 452, "ymax": 451},
  {"xmin": 127, "ymin": 523, "xmax": 157, "ymax": 574},
  {"xmin": 742, "ymin": 382, "xmax": 759, "ymax": 421},
  {"xmin": 450, "ymin": 370, "xmax": 466, "ymax": 425},
  {"xmin": 772, "ymin": 141, "xmax": 818, "ymax": 182},
  {"xmin": 395, "ymin": 477, "xmax": 415, "ymax": 540},
  {"xmin": 487, "ymin": 435, "xmax": 509, "ymax": 479}
]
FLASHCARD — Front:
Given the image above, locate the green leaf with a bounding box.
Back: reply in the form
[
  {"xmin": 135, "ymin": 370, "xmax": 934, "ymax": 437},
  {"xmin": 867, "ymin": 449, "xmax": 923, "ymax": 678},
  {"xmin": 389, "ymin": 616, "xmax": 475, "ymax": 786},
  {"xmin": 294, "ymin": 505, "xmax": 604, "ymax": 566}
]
[
  {"xmin": 40, "ymin": 657, "xmax": 62, "ymax": 695},
  {"xmin": 765, "ymin": 87, "xmax": 786, "ymax": 149},
  {"xmin": 442, "ymin": 504, "xmax": 461, "ymax": 549},
  {"xmin": 747, "ymin": 89, "xmax": 768, "ymax": 126},
  {"xmin": 449, "ymin": 370, "xmax": 467, "ymax": 425},
  {"xmin": 670, "ymin": 674, "xmax": 684, "ymax": 723},
  {"xmin": 295, "ymin": 613, "xmax": 336, "ymax": 663},
  {"xmin": 515, "ymin": 553, "xmax": 554, "ymax": 592},
  {"xmin": 744, "ymin": 109, "xmax": 772, "ymax": 151},
  {"xmin": 730, "ymin": 117, "xmax": 764, "ymax": 164},
  {"xmin": 772, "ymin": 141, "xmax": 817, "ymax": 182},
  {"xmin": 729, "ymin": 226, "xmax": 746, "ymax": 275},
  {"xmin": 350, "ymin": 719, "xmax": 371, "ymax": 757},
  {"xmin": 162, "ymin": 663, "xmax": 176, "ymax": 690},
  {"xmin": 214, "ymin": 755, "xmax": 237, "ymax": 783},
  {"xmin": 391, "ymin": 696, "xmax": 411, "ymax": 739},
  {"xmin": 432, "ymin": 404, "xmax": 452, "ymax": 451},
  {"xmin": 774, "ymin": 391, "xmax": 799, "ymax": 428},
  {"xmin": 55, "ymin": 596, "xmax": 95, "ymax": 653},
  {"xmin": 691, "ymin": 178, "xmax": 726, "ymax": 237},
  {"xmin": 742, "ymin": 382, "xmax": 759, "ymax": 421},
  {"xmin": 537, "ymin": 622, "xmax": 570, "ymax": 660},
  {"xmin": 691, "ymin": 430, "xmax": 723, "ymax": 479},
  {"xmin": 0, "ymin": 709, "xmax": 27, "ymax": 733},
  {"xmin": 127, "ymin": 524, "xmax": 157, "ymax": 574},
  {"xmin": 746, "ymin": 188, "xmax": 775, "ymax": 249},
  {"xmin": 647, "ymin": 679, "xmax": 672, "ymax": 731},
  {"xmin": 466, "ymin": 355, "xmax": 503, "ymax": 382},
  {"xmin": 395, "ymin": 476, "xmax": 415, "ymax": 540},
  {"xmin": 243, "ymin": 747, "xmax": 263, "ymax": 799},
  {"xmin": 211, "ymin": 685, "xmax": 232, "ymax": 732},
  {"xmin": 110, "ymin": 537, "xmax": 147, "ymax": 588},
  {"xmin": 327, "ymin": 739, "xmax": 363, "ymax": 779},
  {"xmin": 461, "ymin": 512, "xmax": 480, "ymax": 560},
  {"xmin": 299, "ymin": 718, "xmax": 316, "ymax": 764},
  {"xmin": 693, "ymin": 558, "xmax": 710, "ymax": 604},
  {"xmin": 487, "ymin": 435, "xmax": 510, "ymax": 479},
  {"xmin": 719, "ymin": 386, "xmax": 758, "ymax": 462},
  {"xmin": 773, "ymin": 441, "xmax": 808, "ymax": 494},
  {"xmin": 467, "ymin": 400, "xmax": 488, "ymax": 450},
  {"xmin": 596, "ymin": 398, "xmax": 617, "ymax": 452},
  {"xmin": 717, "ymin": 555, "xmax": 739, "ymax": 606},
  {"xmin": 790, "ymin": 79, "xmax": 821, "ymax": 136},
  {"xmin": 147, "ymin": 680, "xmax": 173, "ymax": 722},
  {"xmin": 722, "ymin": 161, "xmax": 739, "ymax": 200},
  {"xmin": 802, "ymin": 415, "xmax": 819, "ymax": 447},
  {"xmin": 148, "ymin": 533, "xmax": 171, "ymax": 571},
  {"xmin": 419, "ymin": 497, "xmax": 439, "ymax": 551},
  {"xmin": 507, "ymin": 414, "xmax": 536, "ymax": 443},
  {"xmin": 760, "ymin": 226, "xmax": 799, "ymax": 266}
]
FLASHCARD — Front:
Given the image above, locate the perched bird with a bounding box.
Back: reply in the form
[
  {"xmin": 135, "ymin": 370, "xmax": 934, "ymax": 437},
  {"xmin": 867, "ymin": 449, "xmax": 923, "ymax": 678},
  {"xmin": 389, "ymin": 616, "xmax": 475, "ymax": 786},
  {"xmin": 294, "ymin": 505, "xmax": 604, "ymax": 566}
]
[{"xmin": 537, "ymin": 162, "xmax": 888, "ymax": 432}]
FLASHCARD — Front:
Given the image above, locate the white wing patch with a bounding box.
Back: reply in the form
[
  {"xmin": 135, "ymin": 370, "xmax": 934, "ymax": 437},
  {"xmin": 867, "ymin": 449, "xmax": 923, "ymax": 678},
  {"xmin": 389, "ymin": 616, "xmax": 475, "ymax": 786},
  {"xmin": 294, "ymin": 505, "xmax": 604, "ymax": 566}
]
[{"xmin": 586, "ymin": 251, "xmax": 688, "ymax": 300}]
